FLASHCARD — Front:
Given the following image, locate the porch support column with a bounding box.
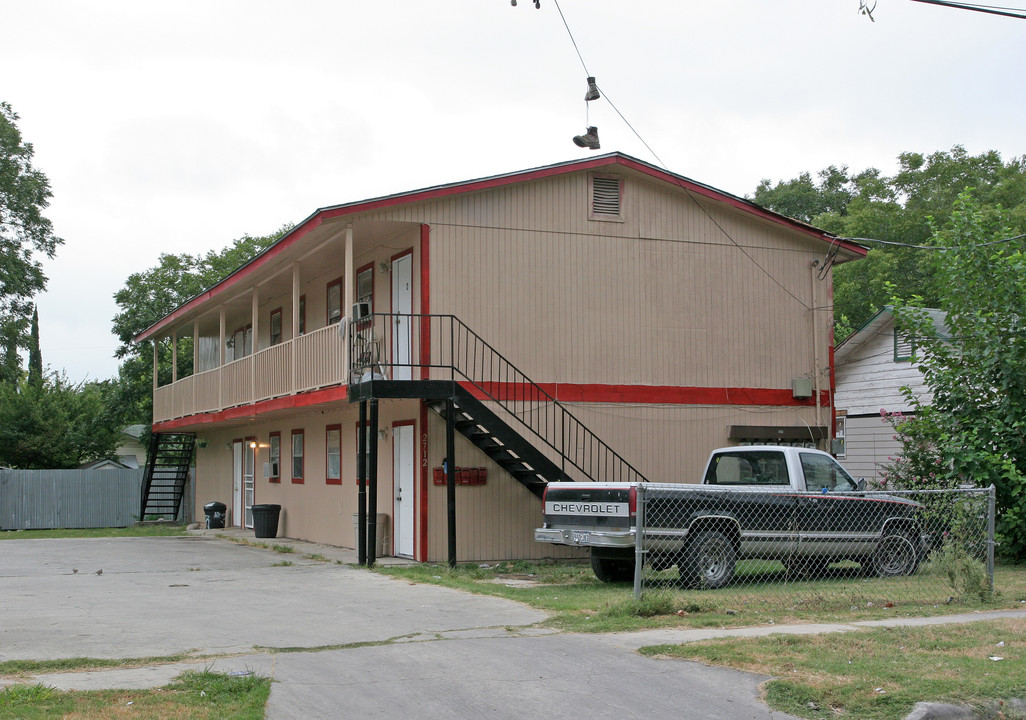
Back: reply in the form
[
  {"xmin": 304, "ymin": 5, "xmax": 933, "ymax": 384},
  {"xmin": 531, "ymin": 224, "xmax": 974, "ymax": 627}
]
[
  {"xmin": 218, "ymin": 307, "xmax": 226, "ymax": 409},
  {"xmin": 251, "ymin": 290, "xmax": 259, "ymax": 402},
  {"xmin": 357, "ymin": 400, "xmax": 368, "ymax": 565},
  {"xmin": 344, "ymin": 224, "xmax": 354, "ymax": 318},
  {"xmin": 193, "ymin": 320, "xmax": 199, "ymax": 371},
  {"xmin": 291, "ymin": 263, "xmax": 300, "ymax": 392},
  {"xmin": 171, "ymin": 329, "xmax": 178, "ymax": 383},
  {"xmin": 367, "ymin": 398, "xmax": 379, "ymax": 567},
  {"xmin": 446, "ymin": 397, "xmax": 457, "ymax": 568},
  {"xmin": 152, "ymin": 340, "xmax": 158, "ymax": 392}
]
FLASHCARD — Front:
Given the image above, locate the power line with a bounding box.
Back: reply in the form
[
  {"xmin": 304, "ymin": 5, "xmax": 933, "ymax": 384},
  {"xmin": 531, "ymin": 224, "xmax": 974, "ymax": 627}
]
[
  {"xmin": 909, "ymin": 0, "xmax": 1026, "ymax": 19},
  {"xmin": 831, "ymin": 231, "xmax": 1026, "ymax": 250}
]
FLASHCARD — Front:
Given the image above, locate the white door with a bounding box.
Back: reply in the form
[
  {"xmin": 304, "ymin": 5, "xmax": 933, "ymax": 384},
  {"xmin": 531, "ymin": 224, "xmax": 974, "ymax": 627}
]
[
  {"xmin": 391, "ymin": 254, "xmax": 412, "ymax": 380},
  {"xmin": 393, "ymin": 424, "xmax": 415, "ymax": 557},
  {"xmin": 243, "ymin": 440, "xmax": 255, "ymax": 529},
  {"xmin": 232, "ymin": 441, "xmax": 243, "ymax": 527}
]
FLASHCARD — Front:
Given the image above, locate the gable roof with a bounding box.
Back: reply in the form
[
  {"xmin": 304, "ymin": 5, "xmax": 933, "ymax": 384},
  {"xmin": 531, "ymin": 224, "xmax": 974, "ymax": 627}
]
[
  {"xmin": 835, "ymin": 306, "xmax": 949, "ymax": 362},
  {"xmin": 135, "ymin": 152, "xmax": 866, "ymax": 343}
]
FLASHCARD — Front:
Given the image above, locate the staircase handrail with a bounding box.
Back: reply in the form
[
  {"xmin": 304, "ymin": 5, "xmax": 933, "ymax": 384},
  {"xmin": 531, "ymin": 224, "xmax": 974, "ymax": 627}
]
[{"xmin": 349, "ymin": 313, "xmax": 646, "ymax": 485}]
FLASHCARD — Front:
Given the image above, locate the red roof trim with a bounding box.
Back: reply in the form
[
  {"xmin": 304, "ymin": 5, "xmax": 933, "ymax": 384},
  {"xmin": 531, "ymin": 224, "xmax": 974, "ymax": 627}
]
[{"xmin": 135, "ymin": 153, "xmax": 863, "ymax": 343}]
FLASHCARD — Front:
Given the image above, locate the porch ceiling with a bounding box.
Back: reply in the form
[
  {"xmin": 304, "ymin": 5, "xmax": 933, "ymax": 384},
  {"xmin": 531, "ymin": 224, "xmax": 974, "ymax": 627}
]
[{"xmin": 157, "ymin": 218, "xmax": 418, "ymax": 338}]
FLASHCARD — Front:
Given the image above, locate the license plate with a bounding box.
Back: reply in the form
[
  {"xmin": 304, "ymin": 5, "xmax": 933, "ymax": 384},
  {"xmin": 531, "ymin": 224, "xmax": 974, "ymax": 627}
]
[{"xmin": 571, "ymin": 531, "xmax": 591, "ymax": 545}]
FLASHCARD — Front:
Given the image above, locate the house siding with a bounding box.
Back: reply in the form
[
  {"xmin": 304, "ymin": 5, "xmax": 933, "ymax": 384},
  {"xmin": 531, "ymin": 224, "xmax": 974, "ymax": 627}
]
[{"xmin": 153, "ymin": 156, "xmax": 852, "ymax": 561}]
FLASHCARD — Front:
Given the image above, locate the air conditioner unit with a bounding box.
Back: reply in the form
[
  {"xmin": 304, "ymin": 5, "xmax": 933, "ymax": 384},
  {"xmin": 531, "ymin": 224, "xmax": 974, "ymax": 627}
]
[
  {"xmin": 352, "ymin": 302, "xmax": 371, "ymax": 320},
  {"xmin": 262, "ymin": 462, "xmax": 279, "ymax": 477}
]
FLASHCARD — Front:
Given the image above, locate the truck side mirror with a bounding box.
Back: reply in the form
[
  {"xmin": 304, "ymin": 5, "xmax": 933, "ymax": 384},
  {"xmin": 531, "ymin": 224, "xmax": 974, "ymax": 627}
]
[{"xmin": 855, "ymin": 478, "xmax": 867, "ymax": 491}]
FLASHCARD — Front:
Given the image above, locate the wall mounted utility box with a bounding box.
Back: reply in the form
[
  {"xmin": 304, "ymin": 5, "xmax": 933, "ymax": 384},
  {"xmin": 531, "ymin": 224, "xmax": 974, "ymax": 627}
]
[{"xmin": 792, "ymin": 378, "xmax": 814, "ymax": 399}]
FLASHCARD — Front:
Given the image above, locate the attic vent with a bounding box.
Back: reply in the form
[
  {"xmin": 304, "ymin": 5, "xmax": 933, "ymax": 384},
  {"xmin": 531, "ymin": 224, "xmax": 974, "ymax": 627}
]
[
  {"xmin": 590, "ymin": 175, "xmax": 623, "ymax": 221},
  {"xmin": 894, "ymin": 330, "xmax": 916, "ymax": 362}
]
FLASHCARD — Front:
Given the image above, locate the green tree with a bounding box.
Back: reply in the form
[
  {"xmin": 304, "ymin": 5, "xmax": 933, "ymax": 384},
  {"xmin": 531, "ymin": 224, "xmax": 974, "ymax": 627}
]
[
  {"xmin": 28, "ymin": 304, "xmax": 42, "ymax": 386},
  {"xmin": 110, "ymin": 226, "xmax": 292, "ymax": 425},
  {"xmin": 0, "ymin": 102, "xmax": 63, "ymax": 348},
  {"xmin": 752, "ymin": 146, "xmax": 1026, "ymax": 339},
  {"xmin": 0, "ymin": 373, "xmax": 125, "ymax": 468},
  {"xmin": 889, "ymin": 194, "xmax": 1026, "ymax": 561}
]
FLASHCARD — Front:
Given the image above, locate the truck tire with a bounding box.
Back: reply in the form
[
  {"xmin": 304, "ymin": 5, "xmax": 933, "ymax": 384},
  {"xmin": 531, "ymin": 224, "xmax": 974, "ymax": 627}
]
[
  {"xmin": 591, "ymin": 553, "xmax": 635, "ymax": 583},
  {"xmin": 681, "ymin": 529, "xmax": 736, "ymax": 589},
  {"xmin": 870, "ymin": 531, "xmax": 920, "ymax": 577}
]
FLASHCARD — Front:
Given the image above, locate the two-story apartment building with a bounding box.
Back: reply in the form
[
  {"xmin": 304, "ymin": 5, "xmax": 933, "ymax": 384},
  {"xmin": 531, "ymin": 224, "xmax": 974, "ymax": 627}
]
[{"xmin": 136, "ymin": 152, "xmax": 866, "ymax": 562}]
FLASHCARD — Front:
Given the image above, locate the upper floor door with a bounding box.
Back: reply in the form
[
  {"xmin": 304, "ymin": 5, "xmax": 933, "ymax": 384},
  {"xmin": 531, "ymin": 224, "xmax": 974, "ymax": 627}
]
[{"xmin": 391, "ymin": 253, "xmax": 413, "ymax": 380}]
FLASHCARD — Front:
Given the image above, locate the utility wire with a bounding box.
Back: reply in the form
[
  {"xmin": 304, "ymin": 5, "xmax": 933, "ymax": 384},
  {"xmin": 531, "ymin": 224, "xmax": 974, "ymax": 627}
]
[
  {"xmin": 552, "ymin": 0, "xmax": 590, "ymax": 76},
  {"xmin": 909, "ymin": 0, "xmax": 1026, "ymax": 19},
  {"xmin": 832, "ymin": 231, "xmax": 1026, "ymax": 250}
]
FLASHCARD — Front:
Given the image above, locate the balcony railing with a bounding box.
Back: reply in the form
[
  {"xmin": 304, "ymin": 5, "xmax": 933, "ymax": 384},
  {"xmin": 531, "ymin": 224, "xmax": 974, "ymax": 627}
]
[{"xmin": 153, "ymin": 324, "xmax": 347, "ymax": 423}]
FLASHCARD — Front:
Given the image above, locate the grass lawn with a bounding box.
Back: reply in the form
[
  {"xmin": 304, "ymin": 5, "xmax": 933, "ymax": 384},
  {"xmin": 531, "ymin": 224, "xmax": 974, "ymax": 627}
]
[
  {"xmin": 0, "ymin": 525, "xmax": 187, "ymax": 540},
  {"xmin": 374, "ymin": 560, "xmax": 1026, "ymax": 633},
  {"xmin": 0, "ymin": 670, "xmax": 269, "ymax": 720},
  {"xmin": 640, "ymin": 618, "xmax": 1026, "ymax": 720}
]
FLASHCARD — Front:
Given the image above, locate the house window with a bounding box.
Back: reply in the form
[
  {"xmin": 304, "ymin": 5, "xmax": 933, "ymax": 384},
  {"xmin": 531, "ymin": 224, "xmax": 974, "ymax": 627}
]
[
  {"xmin": 589, "ymin": 175, "xmax": 624, "ymax": 222},
  {"xmin": 894, "ymin": 329, "xmax": 915, "ymax": 362},
  {"xmin": 327, "ymin": 278, "xmax": 343, "ymax": 325},
  {"xmin": 229, "ymin": 324, "xmax": 252, "ymax": 361},
  {"xmin": 268, "ymin": 432, "xmax": 281, "ymax": 482},
  {"xmin": 298, "ymin": 295, "xmax": 306, "ymax": 335},
  {"xmin": 291, "ymin": 429, "xmax": 305, "ymax": 483},
  {"xmin": 326, "ymin": 424, "xmax": 341, "ymax": 485},
  {"xmin": 269, "ymin": 308, "xmax": 283, "ymax": 346},
  {"xmin": 357, "ymin": 264, "xmax": 374, "ymax": 311}
]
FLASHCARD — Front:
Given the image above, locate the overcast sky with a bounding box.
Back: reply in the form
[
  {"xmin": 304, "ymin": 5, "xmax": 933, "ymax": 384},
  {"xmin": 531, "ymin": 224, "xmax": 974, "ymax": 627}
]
[{"xmin": 3, "ymin": 0, "xmax": 1023, "ymax": 383}]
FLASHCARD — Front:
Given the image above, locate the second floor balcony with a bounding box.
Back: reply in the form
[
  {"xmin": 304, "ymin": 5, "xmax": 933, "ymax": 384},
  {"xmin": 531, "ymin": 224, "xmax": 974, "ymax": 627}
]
[{"xmin": 153, "ymin": 323, "xmax": 347, "ymax": 424}]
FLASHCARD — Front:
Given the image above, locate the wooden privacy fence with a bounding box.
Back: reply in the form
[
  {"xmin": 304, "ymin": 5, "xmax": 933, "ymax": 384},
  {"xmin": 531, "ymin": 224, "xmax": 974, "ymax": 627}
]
[{"xmin": 0, "ymin": 469, "xmax": 193, "ymax": 530}]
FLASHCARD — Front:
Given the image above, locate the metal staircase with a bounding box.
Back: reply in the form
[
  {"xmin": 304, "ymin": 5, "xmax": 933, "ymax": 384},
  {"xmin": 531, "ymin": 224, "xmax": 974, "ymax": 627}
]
[
  {"xmin": 139, "ymin": 432, "xmax": 195, "ymax": 521},
  {"xmin": 349, "ymin": 314, "xmax": 646, "ymax": 497}
]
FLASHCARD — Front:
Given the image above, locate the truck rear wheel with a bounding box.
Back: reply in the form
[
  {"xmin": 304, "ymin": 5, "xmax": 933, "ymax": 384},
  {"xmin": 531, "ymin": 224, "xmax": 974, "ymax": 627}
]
[
  {"xmin": 681, "ymin": 529, "xmax": 736, "ymax": 589},
  {"xmin": 590, "ymin": 553, "xmax": 636, "ymax": 583},
  {"xmin": 870, "ymin": 531, "xmax": 920, "ymax": 577}
]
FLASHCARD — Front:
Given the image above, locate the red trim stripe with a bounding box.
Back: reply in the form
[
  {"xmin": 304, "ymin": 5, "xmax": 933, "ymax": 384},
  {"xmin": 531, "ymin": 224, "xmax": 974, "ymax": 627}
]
[
  {"xmin": 154, "ymin": 381, "xmax": 824, "ymax": 433},
  {"xmin": 467, "ymin": 382, "xmax": 828, "ymax": 407}
]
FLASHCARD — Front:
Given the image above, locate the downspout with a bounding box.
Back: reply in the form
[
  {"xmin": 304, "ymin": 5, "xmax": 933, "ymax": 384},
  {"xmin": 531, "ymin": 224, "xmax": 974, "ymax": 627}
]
[{"xmin": 811, "ymin": 260, "xmax": 823, "ymax": 441}]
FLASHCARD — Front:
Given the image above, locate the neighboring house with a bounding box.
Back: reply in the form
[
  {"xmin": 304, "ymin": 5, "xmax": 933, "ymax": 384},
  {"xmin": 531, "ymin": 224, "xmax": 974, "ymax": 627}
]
[
  {"xmin": 833, "ymin": 307, "xmax": 947, "ymax": 484},
  {"xmin": 78, "ymin": 425, "xmax": 147, "ymax": 471},
  {"xmin": 116, "ymin": 425, "xmax": 148, "ymax": 469},
  {"xmin": 136, "ymin": 152, "xmax": 866, "ymax": 562}
]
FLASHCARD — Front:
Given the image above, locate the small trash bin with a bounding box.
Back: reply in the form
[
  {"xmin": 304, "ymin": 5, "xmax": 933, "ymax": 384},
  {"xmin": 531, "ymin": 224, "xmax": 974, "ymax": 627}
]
[
  {"xmin": 352, "ymin": 513, "xmax": 390, "ymax": 557},
  {"xmin": 203, "ymin": 501, "xmax": 226, "ymax": 529},
  {"xmin": 251, "ymin": 504, "xmax": 282, "ymax": 538}
]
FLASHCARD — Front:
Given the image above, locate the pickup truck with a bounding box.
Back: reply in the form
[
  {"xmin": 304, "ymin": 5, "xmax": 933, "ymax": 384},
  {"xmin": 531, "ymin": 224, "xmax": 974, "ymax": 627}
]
[{"xmin": 534, "ymin": 445, "xmax": 926, "ymax": 587}]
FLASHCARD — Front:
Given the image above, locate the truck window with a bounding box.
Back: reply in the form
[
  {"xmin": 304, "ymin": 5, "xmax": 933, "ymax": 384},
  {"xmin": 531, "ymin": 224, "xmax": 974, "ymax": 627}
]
[
  {"xmin": 800, "ymin": 452, "xmax": 857, "ymax": 492},
  {"xmin": 706, "ymin": 451, "xmax": 788, "ymax": 486}
]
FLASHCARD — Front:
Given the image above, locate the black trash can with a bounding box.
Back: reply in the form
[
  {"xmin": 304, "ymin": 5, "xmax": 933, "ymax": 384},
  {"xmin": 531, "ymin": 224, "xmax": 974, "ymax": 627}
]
[
  {"xmin": 203, "ymin": 501, "xmax": 226, "ymax": 529},
  {"xmin": 251, "ymin": 504, "xmax": 282, "ymax": 539}
]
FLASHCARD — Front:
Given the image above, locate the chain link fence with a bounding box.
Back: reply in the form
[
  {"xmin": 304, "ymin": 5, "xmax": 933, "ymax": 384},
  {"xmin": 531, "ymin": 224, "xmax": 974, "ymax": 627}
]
[{"xmin": 633, "ymin": 485, "xmax": 996, "ymax": 610}]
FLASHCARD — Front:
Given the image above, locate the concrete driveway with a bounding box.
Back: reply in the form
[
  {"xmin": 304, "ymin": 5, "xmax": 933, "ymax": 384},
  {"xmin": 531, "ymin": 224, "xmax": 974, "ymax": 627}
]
[{"xmin": 1, "ymin": 535, "xmax": 801, "ymax": 720}]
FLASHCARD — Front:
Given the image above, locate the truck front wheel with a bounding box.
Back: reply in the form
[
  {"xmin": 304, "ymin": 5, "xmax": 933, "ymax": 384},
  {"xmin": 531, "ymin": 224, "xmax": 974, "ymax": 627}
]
[
  {"xmin": 870, "ymin": 531, "xmax": 920, "ymax": 577},
  {"xmin": 681, "ymin": 529, "xmax": 736, "ymax": 589},
  {"xmin": 590, "ymin": 553, "xmax": 636, "ymax": 583}
]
